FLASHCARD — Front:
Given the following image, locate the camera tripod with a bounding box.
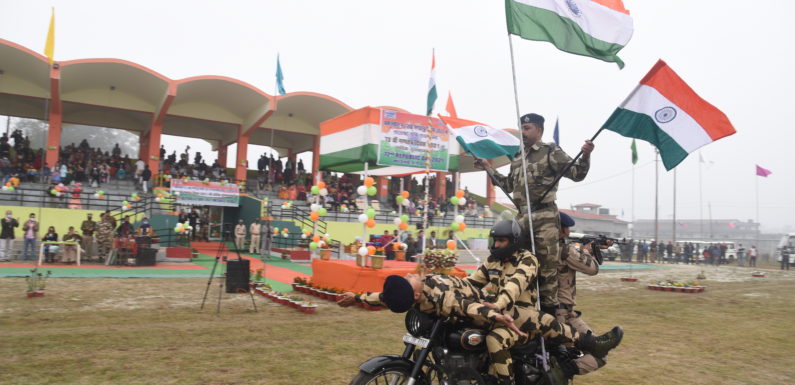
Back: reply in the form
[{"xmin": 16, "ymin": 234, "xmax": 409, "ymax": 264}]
[{"xmin": 200, "ymin": 228, "xmax": 258, "ymax": 313}]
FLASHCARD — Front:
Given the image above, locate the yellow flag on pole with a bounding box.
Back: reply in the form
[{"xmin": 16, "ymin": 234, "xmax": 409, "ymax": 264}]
[{"xmin": 44, "ymin": 8, "xmax": 55, "ymax": 64}]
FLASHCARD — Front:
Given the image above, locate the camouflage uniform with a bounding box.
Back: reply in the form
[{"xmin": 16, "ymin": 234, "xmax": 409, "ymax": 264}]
[
  {"xmin": 487, "ymin": 142, "xmax": 589, "ymax": 309},
  {"xmin": 465, "ymin": 249, "xmax": 578, "ymax": 380},
  {"xmin": 96, "ymin": 218, "xmax": 114, "ymax": 261},
  {"xmin": 557, "ymin": 241, "xmax": 604, "ymax": 374}
]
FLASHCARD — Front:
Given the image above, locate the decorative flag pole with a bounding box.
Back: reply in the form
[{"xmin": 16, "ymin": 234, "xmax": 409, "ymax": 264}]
[{"xmin": 755, "ymin": 165, "xmax": 772, "ymax": 250}]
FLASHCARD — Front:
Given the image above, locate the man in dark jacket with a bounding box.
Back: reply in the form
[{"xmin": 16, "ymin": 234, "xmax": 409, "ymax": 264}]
[{"xmin": 0, "ymin": 210, "xmax": 19, "ymax": 261}]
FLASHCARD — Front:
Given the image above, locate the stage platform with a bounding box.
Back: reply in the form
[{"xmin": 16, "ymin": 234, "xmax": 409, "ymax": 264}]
[{"xmin": 310, "ymin": 259, "xmax": 467, "ymax": 293}]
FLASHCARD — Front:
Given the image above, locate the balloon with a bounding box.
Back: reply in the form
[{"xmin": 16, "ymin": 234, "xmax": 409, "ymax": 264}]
[
  {"xmin": 396, "ymin": 196, "xmax": 405, "ymax": 204},
  {"xmin": 309, "ymin": 242, "xmax": 318, "ymax": 250},
  {"xmin": 310, "ymin": 211, "xmax": 320, "ymax": 221},
  {"xmin": 399, "ymin": 222, "xmax": 408, "ymax": 230},
  {"xmin": 447, "ymin": 240, "xmax": 457, "ymax": 250},
  {"xmin": 126, "ymin": 204, "xmax": 132, "ymax": 209},
  {"xmin": 1, "ymin": 186, "xmax": 7, "ymax": 191},
  {"xmin": 93, "ymin": 193, "xmax": 99, "ymax": 198},
  {"xmin": 310, "ymin": 186, "xmax": 320, "ymax": 195},
  {"xmin": 367, "ymin": 245, "xmax": 376, "ymax": 255},
  {"xmin": 400, "ymin": 214, "xmax": 409, "ymax": 223},
  {"xmin": 401, "ymin": 191, "xmax": 410, "ymax": 198},
  {"xmin": 273, "ymin": 229, "xmax": 279, "ymax": 235},
  {"xmin": 366, "ymin": 207, "xmax": 376, "ymax": 219},
  {"xmin": 450, "ymin": 196, "xmax": 459, "ymax": 205},
  {"xmin": 3, "ymin": 183, "xmax": 9, "ymax": 187},
  {"xmin": 455, "ymin": 189, "xmax": 465, "ymax": 198},
  {"xmin": 98, "ymin": 195, "xmax": 104, "ymax": 199},
  {"xmin": 455, "ymin": 215, "xmax": 465, "ymax": 223},
  {"xmin": 283, "ymin": 228, "xmax": 289, "ymax": 233},
  {"xmin": 358, "ymin": 214, "xmax": 368, "ymax": 223},
  {"xmin": 356, "ymin": 185, "xmax": 367, "ymax": 195},
  {"xmin": 174, "ymin": 227, "xmax": 180, "ymax": 232},
  {"xmin": 274, "ymin": 227, "xmax": 279, "ymax": 232},
  {"xmin": 122, "ymin": 200, "xmax": 129, "ymax": 206},
  {"xmin": 97, "ymin": 190, "xmax": 104, "ymax": 195},
  {"xmin": 317, "ymin": 181, "xmax": 326, "ymax": 190},
  {"xmin": 312, "ymin": 235, "xmax": 321, "ymax": 243},
  {"xmin": 301, "ymin": 234, "xmax": 307, "ymax": 239},
  {"xmin": 401, "ymin": 199, "xmax": 410, "ymax": 207},
  {"xmin": 155, "ymin": 197, "xmax": 161, "ymax": 202},
  {"xmin": 458, "ymin": 197, "xmax": 467, "ymax": 206},
  {"xmin": 450, "ymin": 222, "xmax": 459, "ymax": 231},
  {"xmin": 364, "ymin": 177, "xmax": 375, "ymax": 187},
  {"xmin": 318, "ymin": 207, "xmax": 328, "ymax": 216},
  {"xmin": 310, "ymin": 204, "xmax": 320, "ymax": 212},
  {"xmin": 283, "ymin": 233, "xmax": 288, "ymax": 238},
  {"xmin": 157, "ymin": 193, "xmax": 163, "ymax": 198},
  {"xmin": 358, "ymin": 246, "xmax": 368, "ymax": 257},
  {"xmin": 365, "ymin": 218, "xmax": 376, "ymax": 228},
  {"xmin": 131, "ymin": 193, "xmax": 138, "ymax": 198},
  {"xmin": 325, "ymin": 233, "xmax": 331, "ymax": 238},
  {"xmin": 458, "ymin": 222, "xmax": 467, "ymax": 231},
  {"xmin": 319, "ymin": 188, "xmax": 328, "ymax": 196},
  {"xmin": 318, "ymin": 241, "xmax": 326, "ymax": 248},
  {"xmin": 50, "ymin": 189, "xmax": 57, "ymax": 195},
  {"xmin": 367, "ymin": 186, "xmax": 377, "ymax": 196},
  {"xmin": 393, "ymin": 217, "xmax": 402, "ymax": 226}
]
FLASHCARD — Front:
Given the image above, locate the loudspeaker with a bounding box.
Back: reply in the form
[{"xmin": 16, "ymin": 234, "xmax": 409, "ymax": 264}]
[
  {"xmin": 136, "ymin": 247, "xmax": 157, "ymax": 266},
  {"xmin": 225, "ymin": 259, "xmax": 250, "ymax": 293}
]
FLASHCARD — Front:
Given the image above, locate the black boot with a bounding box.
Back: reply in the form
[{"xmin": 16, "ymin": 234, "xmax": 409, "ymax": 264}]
[{"xmin": 575, "ymin": 326, "xmax": 624, "ymax": 359}]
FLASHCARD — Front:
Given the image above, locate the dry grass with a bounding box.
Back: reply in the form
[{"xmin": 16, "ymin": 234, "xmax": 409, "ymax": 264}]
[{"xmin": 1, "ymin": 264, "xmax": 794, "ymax": 385}]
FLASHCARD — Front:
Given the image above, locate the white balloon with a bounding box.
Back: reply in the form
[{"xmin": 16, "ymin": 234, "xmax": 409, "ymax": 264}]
[
  {"xmin": 393, "ymin": 217, "xmax": 402, "ymax": 226},
  {"xmin": 319, "ymin": 188, "xmax": 329, "ymax": 196},
  {"xmin": 358, "ymin": 213, "xmax": 368, "ymax": 223},
  {"xmin": 283, "ymin": 233, "xmax": 288, "ymax": 238},
  {"xmin": 358, "ymin": 246, "xmax": 368, "ymax": 257},
  {"xmin": 458, "ymin": 197, "xmax": 467, "ymax": 206},
  {"xmin": 401, "ymin": 199, "xmax": 410, "ymax": 207},
  {"xmin": 301, "ymin": 234, "xmax": 307, "ymax": 239},
  {"xmin": 155, "ymin": 197, "xmax": 161, "ymax": 202},
  {"xmin": 318, "ymin": 241, "xmax": 326, "ymax": 248},
  {"xmin": 455, "ymin": 215, "xmax": 465, "ymax": 223},
  {"xmin": 310, "ymin": 203, "xmax": 320, "ymax": 212},
  {"xmin": 325, "ymin": 233, "xmax": 330, "ymax": 238},
  {"xmin": 357, "ymin": 185, "xmax": 367, "ymax": 195}
]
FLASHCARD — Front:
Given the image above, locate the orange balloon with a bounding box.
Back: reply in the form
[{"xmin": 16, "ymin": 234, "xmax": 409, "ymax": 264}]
[
  {"xmin": 273, "ymin": 229, "xmax": 279, "ymax": 234},
  {"xmin": 312, "ymin": 235, "xmax": 321, "ymax": 243},
  {"xmin": 317, "ymin": 181, "xmax": 326, "ymax": 190},
  {"xmin": 455, "ymin": 189, "xmax": 465, "ymax": 198},
  {"xmin": 447, "ymin": 240, "xmax": 457, "ymax": 250},
  {"xmin": 401, "ymin": 191, "xmax": 410, "ymax": 199},
  {"xmin": 310, "ymin": 211, "xmax": 320, "ymax": 221},
  {"xmin": 322, "ymin": 236, "xmax": 329, "ymax": 242},
  {"xmin": 399, "ymin": 222, "xmax": 408, "ymax": 230},
  {"xmin": 367, "ymin": 246, "xmax": 376, "ymax": 255},
  {"xmin": 366, "ymin": 218, "xmax": 376, "ymax": 228},
  {"xmin": 364, "ymin": 176, "xmax": 375, "ymax": 187},
  {"xmin": 458, "ymin": 222, "xmax": 467, "ymax": 231}
]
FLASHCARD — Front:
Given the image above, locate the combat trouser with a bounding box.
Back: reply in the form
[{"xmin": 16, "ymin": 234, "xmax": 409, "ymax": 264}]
[
  {"xmin": 555, "ymin": 307, "xmax": 606, "ymax": 375},
  {"xmin": 486, "ymin": 305, "xmax": 578, "ymax": 380},
  {"xmin": 250, "ymin": 235, "xmax": 261, "ymax": 254},
  {"xmin": 517, "ymin": 205, "xmax": 561, "ymax": 308}
]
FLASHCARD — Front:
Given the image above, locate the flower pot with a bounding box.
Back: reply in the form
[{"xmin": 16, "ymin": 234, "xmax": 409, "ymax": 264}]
[
  {"xmin": 620, "ymin": 277, "xmax": 638, "ymax": 282},
  {"xmin": 370, "ymin": 255, "xmax": 385, "ymax": 269},
  {"xmin": 26, "ymin": 292, "xmax": 36, "ymax": 298},
  {"xmin": 394, "ymin": 251, "xmax": 406, "ymax": 261},
  {"xmin": 301, "ymin": 305, "xmax": 317, "ymax": 314},
  {"xmin": 320, "ymin": 249, "xmax": 332, "ymax": 260},
  {"xmin": 291, "ymin": 283, "xmax": 299, "ymax": 291}
]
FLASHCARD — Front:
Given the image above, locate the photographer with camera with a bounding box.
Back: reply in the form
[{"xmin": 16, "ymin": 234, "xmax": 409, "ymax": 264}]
[{"xmin": 556, "ymin": 212, "xmax": 616, "ymax": 375}]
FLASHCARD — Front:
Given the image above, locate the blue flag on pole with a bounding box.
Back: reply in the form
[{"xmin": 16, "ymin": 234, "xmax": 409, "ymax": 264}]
[
  {"xmin": 276, "ymin": 54, "xmax": 286, "ymax": 95},
  {"xmin": 553, "ymin": 118, "xmax": 560, "ymax": 145}
]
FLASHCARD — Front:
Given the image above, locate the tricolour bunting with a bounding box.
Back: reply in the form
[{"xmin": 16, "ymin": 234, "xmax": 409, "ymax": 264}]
[
  {"xmin": 505, "ymin": 0, "xmax": 633, "ymax": 68},
  {"xmin": 439, "ymin": 115, "xmax": 520, "ymax": 160},
  {"xmin": 603, "ymin": 59, "xmax": 736, "ymax": 170}
]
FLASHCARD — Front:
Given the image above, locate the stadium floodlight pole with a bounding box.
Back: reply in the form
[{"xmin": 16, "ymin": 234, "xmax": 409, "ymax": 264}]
[{"xmin": 506, "ymin": 33, "xmax": 548, "ymax": 370}]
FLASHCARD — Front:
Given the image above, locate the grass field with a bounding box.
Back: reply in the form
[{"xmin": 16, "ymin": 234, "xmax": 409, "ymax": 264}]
[{"xmin": 2, "ymin": 263, "xmax": 795, "ymax": 385}]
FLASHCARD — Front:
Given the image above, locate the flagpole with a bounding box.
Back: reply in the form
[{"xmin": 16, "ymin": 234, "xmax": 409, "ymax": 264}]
[
  {"xmin": 699, "ymin": 151, "xmax": 704, "ymax": 240},
  {"xmin": 654, "ymin": 149, "xmax": 659, "ymax": 251},
  {"xmin": 672, "ymin": 167, "xmax": 677, "ymax": 252},
  {"xmin": 631, "ymin": 162, "xmax": 635, "ymax": 238},
  {"xmin": 756, "ymin": 170, "xmax": 759, "ymax": 250},
  {"xmin": 507, "ymin": 32, "xmax": 548, "ymax": 371}
]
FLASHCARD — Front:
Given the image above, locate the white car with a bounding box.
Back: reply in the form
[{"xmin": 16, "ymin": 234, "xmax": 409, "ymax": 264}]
[{"xmin": 776, "ymin": 233, "xmax": 795, "ymax": 265}]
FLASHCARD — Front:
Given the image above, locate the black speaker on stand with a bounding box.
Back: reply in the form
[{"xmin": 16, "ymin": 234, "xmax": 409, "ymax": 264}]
[{"xmin": 225, "ymin": 258, "xmax": 250, "ymax": 293}]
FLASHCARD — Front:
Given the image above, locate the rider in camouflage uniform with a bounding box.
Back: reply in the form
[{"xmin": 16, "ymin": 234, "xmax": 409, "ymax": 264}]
[
  {"xmin": 477, "ymin": 113, "xmax": 593, "ymax": 316},
  {"xmin": 95, "ymin": 213, "xmax": 114, "ymax": 262}
]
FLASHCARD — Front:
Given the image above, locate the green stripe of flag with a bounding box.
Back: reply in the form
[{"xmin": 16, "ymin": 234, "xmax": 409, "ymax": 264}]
[{"xmin": 603, "ymin": 108, "xmax": 688, "ymax": 170}]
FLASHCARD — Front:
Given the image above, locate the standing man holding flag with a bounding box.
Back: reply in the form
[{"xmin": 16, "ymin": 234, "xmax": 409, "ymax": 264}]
[{"xmin": 472, "ymin": 113, "xmax": 594, "ymax": 315}]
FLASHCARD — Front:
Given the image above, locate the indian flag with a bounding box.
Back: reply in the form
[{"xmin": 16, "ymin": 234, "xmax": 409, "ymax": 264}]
[
  {"xmin": 505, "ymin": 0, "xmax": 633, "ymax": 68},
  {"xmin": 603, "ymin": 59, "xmax": 736, "ymax": 170},
  {"xmin": 427, "ymin": 51, "xmax": 437, "ymax": 116},
  {"xmin": 439, "ymin": 115, "xmax": 520, "ymax": 160}
]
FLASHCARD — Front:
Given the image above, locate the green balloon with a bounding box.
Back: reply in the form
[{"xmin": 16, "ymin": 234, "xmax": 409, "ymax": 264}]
[
  {"xmin": 50, "ymin": 189, "xmax": 57, "ymax": 194},
  {"xmin": 174, "ymin": 227, "xmax": 180, "ymax": 232},
  {"xmin": 7, "ymin": 186, "xmax": 13, "ymax": 192},
  {"xmin": 310, "ymin": 186, "xmax": 320, "ymax": 195},
  {"xmin": 450, "ymin": 196, "xmax": 460, "ymax": 205},
  {"xmin": 400, "ymin": 214, "xmax": 409, "ymax": 223},
  {"xmin": 122, "ymin": 201, "xmax": 129, "ymax": 206},
  {"xmin": 131, "ymin": 193, "xmax": 138, "ymax": 198},
  {"xmin": 367, "ymin": 186, "xmax": 377, "ymax": 196},
  {"xmin": 309, "ymin": 242, "xmax": 318, "ymax": 250},
  {"xmin": 396, "ymin": 196, "xmax": 405, "ymax": 204},
  {"xmin": 450, "ymin": 222, "xmax": 459, "ymax": 231},
  {"xmin": 318, "ymin": 207, "xmax": 328, "ymax": 216},
  {"xmin": 366, "ymin": 207, "xmax": 376, "ymax": 219}
]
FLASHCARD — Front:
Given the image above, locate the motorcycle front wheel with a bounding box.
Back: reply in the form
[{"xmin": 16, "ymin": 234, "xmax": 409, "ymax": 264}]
[{"xmin": 349, "ymin": 368, "xmax": 412, "ymax": 385}]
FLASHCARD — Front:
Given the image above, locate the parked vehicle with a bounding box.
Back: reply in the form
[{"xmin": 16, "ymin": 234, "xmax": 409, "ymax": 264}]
[{"xmin": 776, "ymin": 233, "xmax": 795, "ymax": 266}]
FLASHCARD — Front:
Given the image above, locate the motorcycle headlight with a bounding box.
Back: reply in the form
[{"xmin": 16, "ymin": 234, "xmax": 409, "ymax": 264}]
[{"xmin": 405, "ymin": 308, "xmax": 434, "ymax": 337}]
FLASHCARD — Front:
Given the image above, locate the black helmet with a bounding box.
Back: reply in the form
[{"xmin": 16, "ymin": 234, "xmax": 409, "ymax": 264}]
[{"xmin": 489, "ymin": 220, "xmax": 521, "ymax": 261}]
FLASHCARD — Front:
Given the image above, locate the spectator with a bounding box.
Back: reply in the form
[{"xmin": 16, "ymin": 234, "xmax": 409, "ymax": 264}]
[
  {"xmin": 141, "ymin": 165, "xmax": 152, "ymax": 193},
  {"xmin": 42, "ymin": 226, "xmax": 59, "ymax": 263},
  {"xmin": 116, "ymin": 216, "xmax": 134, "ymax": 237},
  {"xmin": 0, "ymin": 210, "xmax": 19, "ymax": 261},
  {"xmin": 62, "ymin": 226, "xmax": 82, "ymax": 264},
  {"xmin": 22, "ymin": 212, "xmax": 38, "ymax": 261}
]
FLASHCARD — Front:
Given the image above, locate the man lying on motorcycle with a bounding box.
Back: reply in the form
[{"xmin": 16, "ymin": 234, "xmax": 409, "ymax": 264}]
[{"xmin": 338, "ymin": 220, "xmax": 623, "ymax": 385}]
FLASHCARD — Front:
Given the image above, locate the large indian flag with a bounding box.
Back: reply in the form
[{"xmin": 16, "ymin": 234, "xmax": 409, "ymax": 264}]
[
  {"xmin": 603, "ymin": 60, "xmax": 736, "ymax": 170},
  {"xmin": 505, "ymin": 0, "xmax": 633, "ymax": 68},
  {"xmin": 439, "ymin": 115, "xmax": 520, "ymax": 160}
]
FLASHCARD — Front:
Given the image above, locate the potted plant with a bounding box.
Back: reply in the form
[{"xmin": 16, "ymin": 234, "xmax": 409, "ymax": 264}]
[
  {"xmin": 25, "ymin": 269, "xmax": 51, "ymax": 297},
  {"xmin": 420, "ymin": 249, "xmax": 458, "ymax": 275},
  {"xmin": 394, "ymin": 242, "xmax": 406, "ymax": 261},
  {"xmin": 300, "ymin": 301, "xmax": 318, "ymax": 314}
]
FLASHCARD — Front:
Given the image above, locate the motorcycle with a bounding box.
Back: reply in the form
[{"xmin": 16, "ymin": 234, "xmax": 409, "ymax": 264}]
[{"xmin": 348, "ymin": 307, "xmax": 581, "ymax": 385}]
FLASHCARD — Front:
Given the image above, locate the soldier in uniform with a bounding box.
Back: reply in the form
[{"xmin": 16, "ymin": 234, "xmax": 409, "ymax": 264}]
[
  {"xmin": 95, "ymin": 213, "xmax": 115, "ymax": 262},
  {"xmin": 249, "ymin": 220, "xmax": 261, "ymax": 254},
  {"xmin": 475, "ymin": 113, "xmax": 593, "ymax": 316},
  {"xmin": 234, "ymin": 219, "xmax": 247, "ymax": 251},
  {"xmin": 556, "ymin": 212, "xmax": 612, "ymax": 376},
  {"xmin": 80, "ymin": 213, "xmax": 96, "ymax": 261}
]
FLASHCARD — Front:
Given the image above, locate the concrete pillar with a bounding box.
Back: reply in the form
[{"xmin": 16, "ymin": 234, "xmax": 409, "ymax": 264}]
[
  {"xmin": 234, "ymin": 129, "xmax": 249, "ymax": 182},
  {"xmin": 311, "ymin": 135, "xmax": 320, "ymax": 183},
  {"xmin": 435, "ymin": 171, "xmax": 446, "ymax": 200},
  {"xmin": 145, "ymin": 121, "xmax": 162, "ymax": 174},
  {"xmin": 218, "ymin": 144, "xmax": 228, "ymax": 168}
]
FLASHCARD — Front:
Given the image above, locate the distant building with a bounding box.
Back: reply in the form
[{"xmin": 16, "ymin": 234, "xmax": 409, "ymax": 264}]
[{"xmin": 562, "ymin": 203, "xmax": 628, "ymax": 238}]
